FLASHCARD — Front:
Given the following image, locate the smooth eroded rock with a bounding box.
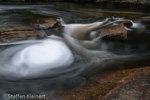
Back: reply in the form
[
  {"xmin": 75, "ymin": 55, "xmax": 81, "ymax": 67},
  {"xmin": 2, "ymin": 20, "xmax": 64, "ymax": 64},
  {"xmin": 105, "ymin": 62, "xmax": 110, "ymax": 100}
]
[
  {"xmin": 0, "ymin": 26, "xmax": 39, "ymax": 42},
  {"xmin": 46, "ymin": 66, "xmax": 150, "ymax": 100},
  {"xmin": 99, "ymin": 23, "xmax": 127, "ymax": 39}
]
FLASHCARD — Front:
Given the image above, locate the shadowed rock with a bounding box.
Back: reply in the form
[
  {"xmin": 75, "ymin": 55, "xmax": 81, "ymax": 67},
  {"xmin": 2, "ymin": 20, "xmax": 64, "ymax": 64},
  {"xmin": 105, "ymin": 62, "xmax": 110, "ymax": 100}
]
[{"xmin": 139, "ymin": 17, "xmax": 150, "ymax": 24}]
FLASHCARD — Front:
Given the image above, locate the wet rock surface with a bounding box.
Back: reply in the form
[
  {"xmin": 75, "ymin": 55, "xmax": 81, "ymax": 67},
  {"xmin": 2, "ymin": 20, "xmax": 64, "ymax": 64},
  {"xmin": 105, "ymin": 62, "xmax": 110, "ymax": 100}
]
[
  {"xmin": 99, "ymin": 23, "xmax": 127, "ymax": 39},
  {"xmin": 39, "ymin": 18, "xmax": 56, "ymax": 30},
  {"xmin": 0, "ymin": 18, "xmax": 57, "ymax": 42},
  {"xmin": 47, "ymin": 66, "xmax": 150, "ymax": 100},
  {"xmin": 0, "ymin": 26, "xmax": 39, "ymax": 42},
  {"xmin": 102, "ymin": 67, "xmax": 150, "ymax": 100}
]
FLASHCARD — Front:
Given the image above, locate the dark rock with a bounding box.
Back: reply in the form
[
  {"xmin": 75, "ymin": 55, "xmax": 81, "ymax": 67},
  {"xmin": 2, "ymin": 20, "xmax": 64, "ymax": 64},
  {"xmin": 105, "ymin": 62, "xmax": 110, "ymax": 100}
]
[
  {"xmin": 119, "ymin": 20, "xmax": 133, "ymax": 27},
  {"xmin": 139, "ymin": 17, "xmax": 150, "ymax": 24}
]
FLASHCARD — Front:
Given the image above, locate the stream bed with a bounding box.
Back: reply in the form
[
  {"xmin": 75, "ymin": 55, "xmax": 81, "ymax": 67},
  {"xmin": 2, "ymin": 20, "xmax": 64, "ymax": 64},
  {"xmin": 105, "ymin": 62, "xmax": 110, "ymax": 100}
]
[{"xmin": 0, "ymin": 1, "xmax": 150, "ymax": 100}]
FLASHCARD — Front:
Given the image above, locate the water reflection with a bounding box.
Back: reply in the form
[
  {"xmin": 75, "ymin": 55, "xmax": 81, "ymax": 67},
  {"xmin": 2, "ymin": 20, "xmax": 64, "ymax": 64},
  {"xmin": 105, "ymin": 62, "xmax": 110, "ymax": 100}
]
[
  {"xmin": 0, "ymin": 2, "xmax": 150, "ymax": 26},
  {"xmin": 0, "ymin": 4, "xmax": 62, "ymax": 26}
]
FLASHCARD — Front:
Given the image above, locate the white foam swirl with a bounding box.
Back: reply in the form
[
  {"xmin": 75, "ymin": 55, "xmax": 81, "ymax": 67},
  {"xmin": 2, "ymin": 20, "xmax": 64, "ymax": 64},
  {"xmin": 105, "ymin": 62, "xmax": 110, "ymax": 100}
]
[{"xmin": 0, "ymin": 39, "xmax": 74, "ymax": 79}]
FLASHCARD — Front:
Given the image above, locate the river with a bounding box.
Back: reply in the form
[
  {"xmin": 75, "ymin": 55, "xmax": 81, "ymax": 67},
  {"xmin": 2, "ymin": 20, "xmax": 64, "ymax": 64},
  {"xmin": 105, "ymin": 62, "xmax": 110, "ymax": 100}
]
[{"xmin": 0, "ymin": 1, "xmax": 150, "ymax": 100}]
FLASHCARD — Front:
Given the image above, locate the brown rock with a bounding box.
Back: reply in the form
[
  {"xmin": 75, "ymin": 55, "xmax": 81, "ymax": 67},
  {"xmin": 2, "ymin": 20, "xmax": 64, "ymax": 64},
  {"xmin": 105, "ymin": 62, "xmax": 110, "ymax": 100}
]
[
  {"xmin": 46, "ymin": 66, "xmax": 150, "ymax": 100},
  {"xmin": 0, "ymin": 26, "xmax": 34, "ymax": 33},
  {"xmin": 119, "ymin": 20, "xmax": 133, "ymax": 27},
  {"xmin": 35, "ymin": 18, "xmax": 62, "ymax": 36},
  {"xmin": 40, "ymin": 18, "xmax": 56, "ymax": 29},
  {"xmin": 99, "ymin": 23, "xmax": 127, "ymax": 39},
  {"xmin": 102, "ymin": 67, "xmax": 150, "ymax": 100},
  {"xmin": 0, "ymin": 18, "xmax": 57, "ymax": 43},
  {"xmin": 0, "ymin": 26, "xmax": 39, "ymax": 43},
  {"xmin": 45, "ymin": 18, "xmax": 56, "ymax": 23}
]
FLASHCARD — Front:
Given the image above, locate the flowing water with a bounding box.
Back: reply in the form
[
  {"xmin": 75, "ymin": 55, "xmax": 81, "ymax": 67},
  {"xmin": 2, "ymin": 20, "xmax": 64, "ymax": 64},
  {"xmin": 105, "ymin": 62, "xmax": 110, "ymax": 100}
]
[{"xmin": 0, "ymin": 1, "xmax": 150, "ymax": 99}]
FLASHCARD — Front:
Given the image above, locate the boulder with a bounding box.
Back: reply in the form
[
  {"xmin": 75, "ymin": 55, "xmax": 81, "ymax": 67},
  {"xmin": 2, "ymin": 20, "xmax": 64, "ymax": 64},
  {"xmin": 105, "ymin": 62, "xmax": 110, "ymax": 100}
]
[{"xmin": 99, "ymin": 23, "xmax": 127, "ymax": 39}]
